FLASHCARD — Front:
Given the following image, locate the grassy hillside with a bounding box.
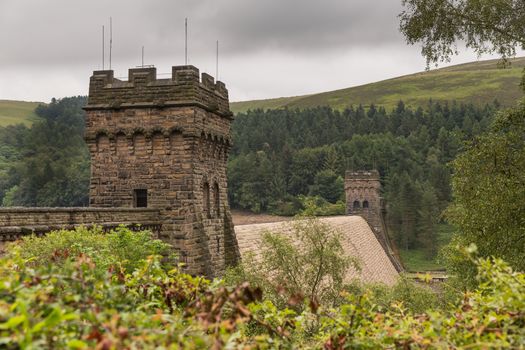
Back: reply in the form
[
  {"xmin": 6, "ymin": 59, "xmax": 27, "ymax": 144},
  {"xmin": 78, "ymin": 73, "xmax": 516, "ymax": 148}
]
[
  {"xmin": 231, "ymin": 57, "xmax": 525, "ymax": 113},
  {"xmin": 0, "ymin": 100, "xmax": 42, "ymax": 126}
]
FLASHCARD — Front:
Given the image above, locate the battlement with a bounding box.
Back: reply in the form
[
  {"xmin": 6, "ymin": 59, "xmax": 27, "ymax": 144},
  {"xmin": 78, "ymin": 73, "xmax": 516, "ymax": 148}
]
[
  {"xmin": 85, "ymin": 65, "xmax": 231, "ymax": 118},
  {"xmin": 345, "ymin": 170, "xmax": 380, "ymax": 180}
]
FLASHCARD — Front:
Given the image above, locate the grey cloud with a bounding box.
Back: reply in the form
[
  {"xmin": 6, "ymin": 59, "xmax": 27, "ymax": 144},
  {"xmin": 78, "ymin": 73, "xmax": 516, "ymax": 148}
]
[
  {"xmin": 4, "ymin": 0, "xmax": 490, "ymax": 103},
  {"xmin": 0, "ymin": 0, "xmax": 404, "ymax": 67}
]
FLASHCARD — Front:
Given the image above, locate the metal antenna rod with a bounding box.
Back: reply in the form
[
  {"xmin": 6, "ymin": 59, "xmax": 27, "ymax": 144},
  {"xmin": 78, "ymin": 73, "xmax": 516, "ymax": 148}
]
[
  {"xmin": 109, "ymin": 17, "xmax": 113, "ymax": 70},
  {"xmin": 141, "ymin": 46, "xmax": 144, "ymax": 67},
  {"xmin": 185, "ymin": 18, "xmax": 188, "ymax": 65},
  {"xmin": 216, "ymin": 40, "xmax": 219, "ymax": 80},
  {"xmin": 102, "ymin": 25, "xmax": 105, "ymax": 70}
]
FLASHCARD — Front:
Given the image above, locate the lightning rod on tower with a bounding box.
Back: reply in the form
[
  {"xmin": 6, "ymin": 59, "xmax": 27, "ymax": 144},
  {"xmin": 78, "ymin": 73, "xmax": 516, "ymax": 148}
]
[
  {"xmin": 102, "ymin": 25, "xmax": 105, "ymax": 70},
  {"xmin": 109, "ymin": 17, "xmax": 113, "ymax": 70},
  {"xmin": 216, "ymin": 40, "xmax": 219, "ymax": 81},
  {"xmin": 185, "ymin": 18, "xmax": 188, "ymax": 65}
]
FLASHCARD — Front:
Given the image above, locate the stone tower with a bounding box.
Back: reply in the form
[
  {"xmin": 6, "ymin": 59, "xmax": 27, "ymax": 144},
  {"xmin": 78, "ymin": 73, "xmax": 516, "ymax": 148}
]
[
  {"xmin": 345, "ymin": 170, "xmax": 404, "ymax": 272},
  {"xmin": 83, "ymin": 65, "xmax": 240, "ymax": 277},
  {"xmin": 345, "ymin": 170, "xmax": 383, "ymax": 233}
]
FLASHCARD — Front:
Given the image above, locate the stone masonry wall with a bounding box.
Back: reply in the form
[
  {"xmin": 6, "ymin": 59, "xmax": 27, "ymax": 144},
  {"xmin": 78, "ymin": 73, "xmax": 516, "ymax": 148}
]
[
  {"xmin": 0, "ymin": 207, "xmax": 161, "ymax": 252},
  {"xmin": 84, "ymin": 65, "xmax": 240, "ymax": 278},
  {"xmin": 345, "ymin": 170, "xmax": 383, "ymax": 233},
  {"xmin": 345, "ymin": 170, "xmax": 404, "ymax": 272}
]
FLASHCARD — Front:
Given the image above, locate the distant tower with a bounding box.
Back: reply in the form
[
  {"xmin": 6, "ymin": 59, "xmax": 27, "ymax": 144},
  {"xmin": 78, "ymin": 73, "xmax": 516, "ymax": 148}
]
[
  {"xmin": 345, "ymin": 170, "xmax": 383, "ymax": 233},
  {"xmin": 84, "ymin": 65, "xmax": 240, "ymax": 277},
  {"xmin": 345, "ymin": 170, "xmax": 404, "ymax": 272}
]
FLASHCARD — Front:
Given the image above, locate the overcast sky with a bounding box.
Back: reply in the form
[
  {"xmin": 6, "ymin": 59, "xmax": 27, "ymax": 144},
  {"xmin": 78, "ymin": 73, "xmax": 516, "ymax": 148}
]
[{"xmin": 0, "ymin": 0, "xmax": 519, "ymax": 103}]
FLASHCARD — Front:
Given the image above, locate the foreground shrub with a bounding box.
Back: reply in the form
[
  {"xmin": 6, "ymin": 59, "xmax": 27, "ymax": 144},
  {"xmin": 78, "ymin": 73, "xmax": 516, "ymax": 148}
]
[
  {"xmin": 0, "ymin": 227, "xmax": 523, "ymax": 348},
  {"xmin": 446, "ymin": 100, "xmax": 525, "ymax": 288},
  {"xmin": 350, "ymin": 276, "xmax": 444, "ymax": 314},
  {"xmin": 9, "ymin": 225, "xmax": 171, "ymax": 274},
  {"xmin": 225, "ymin": 217, "xmax": 358, "ymax": 309}
]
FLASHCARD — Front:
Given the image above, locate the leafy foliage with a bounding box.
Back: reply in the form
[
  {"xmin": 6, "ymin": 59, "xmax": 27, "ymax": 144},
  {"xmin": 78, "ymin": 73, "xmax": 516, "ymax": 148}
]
[
  {"xmin": 225, "ymin": 217, "xmax": 358, "ymax": 309},
  {"xmin": 444, "ymin": 99, "xmax": 525, "ymax": 287},
  {"xmin": 230, "ymin": 101, "xmax": 497, "ymax": 257},
  {"xmin": 10, "ymin": 225, "xmax": 171, "ymax": 274},
  {"xmin": 0, "ymin": 227, "xmax": 523, "ymax": 348},
  {"xmin": 0, "ymin": 97, "xmax": 89, "ymax": 207},
  {"xmin": 400, "ymin": 0, "xmax": 525, "ymax": 69}
]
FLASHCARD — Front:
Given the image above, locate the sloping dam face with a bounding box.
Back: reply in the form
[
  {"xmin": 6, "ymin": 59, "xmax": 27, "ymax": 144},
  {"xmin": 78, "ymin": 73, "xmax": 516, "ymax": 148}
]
[{"xmin": 235, "ymin": 216, "xmax": 399, "ymax": 286}]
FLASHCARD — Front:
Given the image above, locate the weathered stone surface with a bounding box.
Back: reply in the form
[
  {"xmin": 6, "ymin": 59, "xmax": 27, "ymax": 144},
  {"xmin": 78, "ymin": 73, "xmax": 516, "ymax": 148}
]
[
  {"xmin": 0, "ymin": 65, "xmax": 240, "ymax": 279},
  {"xmin": 345, "ymin": 170, "xmax": 383, "ymax": 232},
  {"xmin": 235, "ymin": 216, "xmax": 399, "ymax": 285},
  {"xmin": 0, "ymin": 207, "xmax": 162, "ymax": 240},
  {"xmin": 345, "ymin": 170, "xmax": 403, "ymax": 272},
  {"xmin": 84, "ymin": 65, "xmax": 240, "ymax": 278}
]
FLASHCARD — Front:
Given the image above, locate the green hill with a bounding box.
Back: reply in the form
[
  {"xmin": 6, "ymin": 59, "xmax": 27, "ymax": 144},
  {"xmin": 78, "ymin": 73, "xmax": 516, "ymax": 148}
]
[
  {"xmin": 0, "ymin": 100, "xmax": 42, "ymax": 127},
  {"xmin": 231, "ymin": 57, "xmax": 525, "ymax": 114}
]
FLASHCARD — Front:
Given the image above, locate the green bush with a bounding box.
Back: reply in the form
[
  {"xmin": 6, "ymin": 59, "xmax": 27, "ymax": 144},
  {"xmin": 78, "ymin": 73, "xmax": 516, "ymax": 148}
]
[
  {"xmin": 225, "ymin": 217, "xmax": 359, "ymax": 309},
  {"xmin": 268, "ymin": 195, "xmax": 304, "ymax": 216},
  {"xmin": 9, "ymin": 225, "xmax": 171, "ymax": 274},
  {"xmin": 445, "ymin": 100, "xmax": 525, "ymax": 288},
  {"xmin": 0, "ymin": 227, "xmax": 523, "ymax": 348},
  {"xmin": 299, "ymin": 196, "xmax": 346, "ymax": 216}
]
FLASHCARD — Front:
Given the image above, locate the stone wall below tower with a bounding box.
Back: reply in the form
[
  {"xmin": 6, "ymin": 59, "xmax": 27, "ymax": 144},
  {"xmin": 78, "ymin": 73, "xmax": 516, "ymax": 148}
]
[{"xmin": 0, "ymin": 207, "xmax": 162, "ymax": 252}]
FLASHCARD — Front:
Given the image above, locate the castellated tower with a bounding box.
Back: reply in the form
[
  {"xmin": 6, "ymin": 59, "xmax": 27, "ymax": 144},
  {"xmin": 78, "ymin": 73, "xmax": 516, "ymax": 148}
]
[
  {"xmin": 345, "ymin": 170, "xmax": 384, "ymax": 233},
  {"xmin": 83, "ymin": 65, "xmax": 240, "ymax": 278}
]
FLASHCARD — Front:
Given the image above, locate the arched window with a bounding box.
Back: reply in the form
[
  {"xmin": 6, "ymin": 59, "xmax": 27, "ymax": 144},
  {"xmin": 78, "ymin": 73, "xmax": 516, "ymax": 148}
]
[
  {"xmin": 170, "ymin": 130, "xmax": 183, "ymax": 153},
  {"xmin": 203, "ymin": 182, "xmax": 210, "ymax": 218},
  {"xmin": 133, "ymin": 132, "xmax": 146, "ymax": 155},
  {"xmin": 96, "ymin": 134, "xmax": 110, "ymax": 152},
  {"xmin": 213, "ymin": 182, "xmax": 220, "ymax": 217},
  {"xmin": 115, "ymin": 132, "xmax": 127, "ymax": 155},
  {"xmin": 151, "ymin": 131, "xmax": 164, "ymax": 154},
  {"xmin": 363, "ymin": 200, "xmax": 369, "ymax": 209},
  {"xmin": 353, "ymin": 200, "xmax": 360, "ymax": 209}
]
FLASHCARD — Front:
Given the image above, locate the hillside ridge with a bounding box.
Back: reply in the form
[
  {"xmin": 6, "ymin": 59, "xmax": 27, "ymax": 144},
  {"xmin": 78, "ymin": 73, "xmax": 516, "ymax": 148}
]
[
  {"xmin": 0, "ymin": 100, "xmax": 42, "ymax": 127},
  {"xmin": 231, "ymin": 57, "xmax": 525, "ymax": 114}
]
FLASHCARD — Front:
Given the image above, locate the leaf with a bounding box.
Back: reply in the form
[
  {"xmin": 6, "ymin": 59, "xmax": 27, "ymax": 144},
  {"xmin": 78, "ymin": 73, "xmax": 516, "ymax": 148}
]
[
  {"xmin": 43, "ymin": 308, "xmax": 63, "ymax": 328},
  {"xmin": 67, "ymin": 339, "xmax": 88, "ymax": 349},
  {"xmin": 0, "ymin": 315, "xmax": 26, "ymax": 330}
]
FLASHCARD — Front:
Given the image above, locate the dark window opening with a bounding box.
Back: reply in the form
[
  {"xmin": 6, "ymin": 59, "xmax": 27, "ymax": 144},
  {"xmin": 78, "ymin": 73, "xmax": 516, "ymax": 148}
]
[
  {"xmin": 216, "ymin": 236, "xmax": 220, "ymax": 253},
  {"xmin": 203, "ymin": 182, "xmax": 210, "ymax": 217},
  {"xmin": 353, "ymin": 200, "xmax": 360, "ymax": 209},
  {"xmin": 363, "ymin": 200, "xmax": 369, "ymax": 209},
  {"xmin": 134, "ymin": 189, "xmax": 148, "ymax": 208},
  {"xmin": 213, "ymin": 183, "xmax": 220, "ymax": 217}
]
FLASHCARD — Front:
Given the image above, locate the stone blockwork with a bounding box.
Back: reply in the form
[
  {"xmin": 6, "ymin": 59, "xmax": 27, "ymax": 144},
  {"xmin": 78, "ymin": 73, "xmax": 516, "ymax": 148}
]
[
  {"xmin": 345, "ymin": 170, "xmax": 403, "ymax": 272},
  {"xmin": 345, "ymin": 170, "xmax": 383, "ymax": 233},
  {"xmin": 235, "ymin": 216, "xmax": 399, "ymax": 285},
  {"xmin": 0, "ymin": 207, "xmax": 161, "ymax": 252},
  {"xmin": 84, "ymin": 65, "xmax": 240, "ymax": 278}
]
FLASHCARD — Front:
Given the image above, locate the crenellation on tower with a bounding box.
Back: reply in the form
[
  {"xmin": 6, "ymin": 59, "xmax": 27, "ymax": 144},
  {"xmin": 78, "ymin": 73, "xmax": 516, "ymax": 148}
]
[{"xmin": 85, "ymin": 65, "xmax": 231, "ymax": 117}]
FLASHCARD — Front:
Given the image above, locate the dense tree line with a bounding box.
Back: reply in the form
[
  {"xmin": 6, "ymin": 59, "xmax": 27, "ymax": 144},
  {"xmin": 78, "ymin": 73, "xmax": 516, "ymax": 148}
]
[
  {"xmin": 0, "ymin": 96, "xmax": 89, "ymax": 207},
  {"xmin": 229, "ymin": 101, "xmax": 498, "ymax": 256},
  {"xmin": 0, "ymin": 97, "xmax": 499, "ymax": 257}
]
